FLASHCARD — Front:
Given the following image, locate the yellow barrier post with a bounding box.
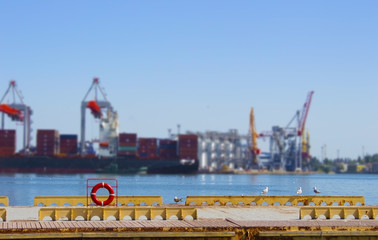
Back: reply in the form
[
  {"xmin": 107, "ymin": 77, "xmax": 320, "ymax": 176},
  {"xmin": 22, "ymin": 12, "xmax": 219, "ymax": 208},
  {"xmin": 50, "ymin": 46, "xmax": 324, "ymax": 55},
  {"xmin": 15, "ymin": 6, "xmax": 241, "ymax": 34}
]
[
  {"xmin": 300, "ymin": 206, "xmax": 377, "ymax": 219},
  {"xmin": 119, "ymin": 208, "xmax": 136, "ymax": 220},
  {"xmin": 0, "ymin": 208, "xmax": 6, "ymax": 221},
  {"xmin": 0, "ymin": 197, "xmax": 9, "ymax": 207},
  {"xmin": 103, "ymin": 207, "xmax": 120, "ymax": 220}
]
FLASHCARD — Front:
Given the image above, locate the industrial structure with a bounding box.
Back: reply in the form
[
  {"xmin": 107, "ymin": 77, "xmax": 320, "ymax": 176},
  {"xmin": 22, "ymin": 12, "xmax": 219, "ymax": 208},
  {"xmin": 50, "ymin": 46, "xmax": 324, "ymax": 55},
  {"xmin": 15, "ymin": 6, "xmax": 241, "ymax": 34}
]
[
  {"xmin": 0, "ymin": 81, "xmax": 33, "ymax": 153},
  {"xmin": 0, "ymin": 78, "xmax": 312, "ymax": 173},
  {"xmin": 258, "ymin": 91, "xmax": 314, "ymax": 171},
  {"xmin": 0, "ymin": 79, "xmax": 198, "ymax": 174},
  {"xmin": 185, "ymin": 130, "xmax": 249, "ymax": 172},
  {"xmin": 191, "ymin": 91, "xmax": 314, "ymax": 173}
]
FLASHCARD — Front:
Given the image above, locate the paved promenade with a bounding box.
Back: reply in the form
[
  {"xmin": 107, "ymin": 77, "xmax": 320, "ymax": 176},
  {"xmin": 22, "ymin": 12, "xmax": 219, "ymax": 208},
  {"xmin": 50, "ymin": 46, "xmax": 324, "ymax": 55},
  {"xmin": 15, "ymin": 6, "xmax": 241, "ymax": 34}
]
[
  {"xmin": 4, "ymin": 205, "xmax": 300, "ymax": 221},
  {"xmin": 1, "ymin": 205, "xmax": 377, "ymax": 239}
]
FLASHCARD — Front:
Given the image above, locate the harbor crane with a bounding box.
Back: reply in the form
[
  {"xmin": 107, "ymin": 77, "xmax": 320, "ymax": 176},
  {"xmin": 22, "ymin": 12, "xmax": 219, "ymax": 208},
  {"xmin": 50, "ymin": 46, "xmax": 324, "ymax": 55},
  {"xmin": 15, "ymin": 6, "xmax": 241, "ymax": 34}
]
[
  {"xmin": 80, "ymin": 78, "xmax": 118, "ymax": 157},
  {"xmin": 0, "ymin": 81, "xmax": 33, "ymax": 153},
  {"xmin": 258, "ymin": 91, "xmax": 314, "ymax": 171}
]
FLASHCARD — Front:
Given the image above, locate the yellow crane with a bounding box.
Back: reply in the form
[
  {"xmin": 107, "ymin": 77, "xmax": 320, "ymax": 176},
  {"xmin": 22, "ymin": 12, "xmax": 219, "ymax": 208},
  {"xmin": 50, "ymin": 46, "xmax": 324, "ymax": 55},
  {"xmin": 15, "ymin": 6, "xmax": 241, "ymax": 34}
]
[{"xmin": 249, "ymin": 107, "xmax": 260, "ymax": 164}]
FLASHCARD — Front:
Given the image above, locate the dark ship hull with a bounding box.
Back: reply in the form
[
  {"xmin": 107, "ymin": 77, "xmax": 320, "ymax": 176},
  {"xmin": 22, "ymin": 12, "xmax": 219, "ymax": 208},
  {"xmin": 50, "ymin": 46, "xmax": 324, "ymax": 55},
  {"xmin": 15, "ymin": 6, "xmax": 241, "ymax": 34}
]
[{"xmin": 0, "ymin": 155, "xmax": 199, "ymax": 174}]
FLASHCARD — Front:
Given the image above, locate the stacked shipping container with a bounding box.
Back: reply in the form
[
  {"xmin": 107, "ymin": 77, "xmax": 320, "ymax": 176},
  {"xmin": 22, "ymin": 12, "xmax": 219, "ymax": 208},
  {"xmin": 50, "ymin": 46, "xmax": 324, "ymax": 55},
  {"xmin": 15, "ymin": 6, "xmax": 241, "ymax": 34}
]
[
  {"xmin": 178, "ymin": 134, "xmax": 198, "ymax": 161},
  {"xmin": 36, "ymin": 129, "xmax": 59, "ymax": 156},
  {"xmin": 138, "ymin": 138, "xmax": 157, "ymax": 159},
  {"xmin": 118, "ymin": 133, "xmax": 137, "ymax": 156},
  {"xmin": 0, "ymin": 129, "xmax": 16, "ymax": 156},
  {"xmin": 59, "ymin": 134, "xmax": 78, "ymax": 155},
  {"xmin": 159, "ymin": 139, "xmax": 177, "ymax": 159}
]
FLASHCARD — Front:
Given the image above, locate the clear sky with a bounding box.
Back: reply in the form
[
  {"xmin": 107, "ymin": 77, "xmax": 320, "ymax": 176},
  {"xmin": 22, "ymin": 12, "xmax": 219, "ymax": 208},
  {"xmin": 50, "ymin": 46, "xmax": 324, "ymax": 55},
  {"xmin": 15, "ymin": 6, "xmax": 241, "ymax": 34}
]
[{"xmin": 0, "ymin": 1, "xmax": 377, "ymax": 160}]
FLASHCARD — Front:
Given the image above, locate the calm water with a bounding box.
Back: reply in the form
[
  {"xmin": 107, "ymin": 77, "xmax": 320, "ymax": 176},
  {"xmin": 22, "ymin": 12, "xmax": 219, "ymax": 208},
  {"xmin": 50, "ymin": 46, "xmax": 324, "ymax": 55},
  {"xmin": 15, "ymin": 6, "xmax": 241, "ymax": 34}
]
[{"xmin": 0, "ymin": 173, "xmax": 377, "ymax": 206}]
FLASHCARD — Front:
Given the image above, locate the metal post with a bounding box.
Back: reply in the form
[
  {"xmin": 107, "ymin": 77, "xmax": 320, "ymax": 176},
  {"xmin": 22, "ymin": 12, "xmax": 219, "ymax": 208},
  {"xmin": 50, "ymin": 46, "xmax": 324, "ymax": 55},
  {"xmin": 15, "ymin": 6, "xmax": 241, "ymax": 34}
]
[
  {"xmin": 23, "ymin": 106, "xmax": 26, "ymax": 151},
  {"xmin": 80, "ymin": 102, "xmax": 86, "ymax": 156}
]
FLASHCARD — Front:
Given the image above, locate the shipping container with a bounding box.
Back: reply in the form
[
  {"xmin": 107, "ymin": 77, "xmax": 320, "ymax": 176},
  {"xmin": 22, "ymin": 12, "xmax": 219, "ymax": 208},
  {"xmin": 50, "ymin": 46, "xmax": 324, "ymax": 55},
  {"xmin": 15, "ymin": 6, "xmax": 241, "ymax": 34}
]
[
  {"xmin": 138, "ymin": 138, "xmax": 158, "ymax": 159},
  {"xmin": 36, "ymin": 129, "xmax": 59, "ymax": 156},
  {"xmin": 158, "ymin": 139, "xmax": 177, "ymax": 159},
  {"xmin": 59, "ymin": 134, "xmax": 78, "ymax": 155},
  {"xmin": 178, "ymin": 134, "xmax": 198, "ymax": 161},
  {"xmin": 0, "ymin": 129, "xmax": 17, "ymax": 156},
  {"xmin": 119, "ymin": 133, "xmax": 137, "ymax": 145}
]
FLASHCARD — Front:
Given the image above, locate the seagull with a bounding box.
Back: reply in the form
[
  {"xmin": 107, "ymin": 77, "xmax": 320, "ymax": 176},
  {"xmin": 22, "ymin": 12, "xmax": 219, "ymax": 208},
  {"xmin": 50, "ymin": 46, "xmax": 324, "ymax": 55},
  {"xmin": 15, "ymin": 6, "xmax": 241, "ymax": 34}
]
[
  {"xmin": 296, "ymin": 187, "xmax": 302, "ymax": 195},
  {"xmin": 313, "ymin": 186, "xmax": 320, "ymax": 194},
  {"xmin": 261, "ymin": 187, "xmax": 269, "ymax": 195},
  {"xmin": 174, "ymin": 196, "xmax": 183, "ymax": 203}
]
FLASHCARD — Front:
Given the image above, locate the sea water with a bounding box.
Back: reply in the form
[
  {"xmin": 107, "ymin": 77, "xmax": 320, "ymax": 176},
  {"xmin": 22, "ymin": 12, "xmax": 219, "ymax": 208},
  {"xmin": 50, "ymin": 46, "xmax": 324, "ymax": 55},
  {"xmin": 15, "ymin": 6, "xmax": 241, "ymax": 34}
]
[{"xmin": 0, "ymin": 173, "xmax": 376, "ymax": 206}]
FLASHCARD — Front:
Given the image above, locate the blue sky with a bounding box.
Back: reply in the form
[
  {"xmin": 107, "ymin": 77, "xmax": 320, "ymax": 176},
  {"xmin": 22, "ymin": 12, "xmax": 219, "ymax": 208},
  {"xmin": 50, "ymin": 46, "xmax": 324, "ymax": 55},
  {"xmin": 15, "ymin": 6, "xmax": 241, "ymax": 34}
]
[{"xmin": 0, "ymin": 1, "xmax": 377, "ymax": 160}]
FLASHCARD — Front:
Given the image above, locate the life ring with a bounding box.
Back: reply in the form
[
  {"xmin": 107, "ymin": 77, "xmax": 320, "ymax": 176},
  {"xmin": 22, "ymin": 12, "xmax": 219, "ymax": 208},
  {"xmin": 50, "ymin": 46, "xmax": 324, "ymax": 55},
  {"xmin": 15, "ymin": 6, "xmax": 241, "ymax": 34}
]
[{"xmin": 91, "ymin": 182, "xmax": 115, "ymax": 206}]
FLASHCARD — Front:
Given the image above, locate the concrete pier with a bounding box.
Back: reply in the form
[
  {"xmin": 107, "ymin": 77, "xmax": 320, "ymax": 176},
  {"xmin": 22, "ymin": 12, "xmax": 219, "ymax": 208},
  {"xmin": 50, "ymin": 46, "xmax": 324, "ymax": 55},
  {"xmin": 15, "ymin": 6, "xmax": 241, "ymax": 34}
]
[{"xmin": 1, "ymin": 205, "xmax": 377, "ymax": 239}]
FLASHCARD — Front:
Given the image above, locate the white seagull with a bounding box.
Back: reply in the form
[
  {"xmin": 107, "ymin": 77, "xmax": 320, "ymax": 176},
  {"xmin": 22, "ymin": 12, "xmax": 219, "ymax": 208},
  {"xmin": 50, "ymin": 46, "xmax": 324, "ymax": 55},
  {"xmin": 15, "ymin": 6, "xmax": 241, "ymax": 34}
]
[
  {"xmin": 174, "ymin": 196, "xmax": 183, "ymax": 203},
  {"xmin": 296, "ymin": 187, "xmax": 302, "ymax": 195},
  {"xmin": 313, "ymin": 186, "xmax": 320, "ymax": 194},
  {"xmin": 261, "ymin": 187, "xmax": 269, "ymax": 195}
]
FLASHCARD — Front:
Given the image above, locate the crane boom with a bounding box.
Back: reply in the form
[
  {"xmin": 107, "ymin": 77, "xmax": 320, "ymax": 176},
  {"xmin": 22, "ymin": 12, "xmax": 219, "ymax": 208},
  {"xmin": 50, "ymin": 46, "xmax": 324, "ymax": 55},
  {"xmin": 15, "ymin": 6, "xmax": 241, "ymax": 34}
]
[
  {"xmin": 298, "ymin": 91, "xmax": 314, "ymax": 136},
  {"xmin": 249, "ymin": 107, "xmax": 260, "ymax": 163}
]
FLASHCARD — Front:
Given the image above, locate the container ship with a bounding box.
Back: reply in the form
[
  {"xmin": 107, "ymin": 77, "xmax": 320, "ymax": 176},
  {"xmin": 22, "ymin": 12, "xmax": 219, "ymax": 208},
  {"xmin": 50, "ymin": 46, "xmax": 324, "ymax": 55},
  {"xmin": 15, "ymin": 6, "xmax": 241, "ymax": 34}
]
[
  {"xmin": 0, "ymin": 129, "xmax": 199, "ymax": 174},
  {"xmin": 0, "ymin": 79, "xmax": 199, "ymax": 174}
]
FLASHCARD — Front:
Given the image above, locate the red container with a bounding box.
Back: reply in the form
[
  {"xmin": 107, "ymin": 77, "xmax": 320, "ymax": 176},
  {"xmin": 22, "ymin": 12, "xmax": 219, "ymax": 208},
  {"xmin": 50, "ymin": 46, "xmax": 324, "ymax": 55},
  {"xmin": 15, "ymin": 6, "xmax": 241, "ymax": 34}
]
[
  {"xmin": 159, "ymin": 149, "xmax": 177, "ymax": 159},
  {"xmin": 59, "ymin": 135, "xmax": 78, "ymax": 155},
  {"xmin": 178, "ymin": 135, "xmax": 198, "ymax": 147},
  {"xmin": 138, "ymin": 138, "xmax": 158, "ymax": 159},
  {"xmin": 178, "ymin": 134, "xmax": 198, "ymax": 160},
  {"xmin": 0, "ymin": 129, "xmax": 16, "ymax": 137},
  {"xmin": 119, "ymin": 133, "xmax": 137, "ymax": 146},
  {"xmin": 36, "ymin": 129, "xmax": 59, "ymax": 156},
  {"xmin": 0, "ymin": 129, "xmax": 16, "ymax": 156}
]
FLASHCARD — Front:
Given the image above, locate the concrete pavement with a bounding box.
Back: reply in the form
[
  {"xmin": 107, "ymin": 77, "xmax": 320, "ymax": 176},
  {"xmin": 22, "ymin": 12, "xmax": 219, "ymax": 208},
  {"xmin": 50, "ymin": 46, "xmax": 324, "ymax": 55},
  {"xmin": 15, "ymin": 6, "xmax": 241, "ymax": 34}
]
[{"xmin": 3, "ymin": 205, "xmax": 300, "ymax": 221}]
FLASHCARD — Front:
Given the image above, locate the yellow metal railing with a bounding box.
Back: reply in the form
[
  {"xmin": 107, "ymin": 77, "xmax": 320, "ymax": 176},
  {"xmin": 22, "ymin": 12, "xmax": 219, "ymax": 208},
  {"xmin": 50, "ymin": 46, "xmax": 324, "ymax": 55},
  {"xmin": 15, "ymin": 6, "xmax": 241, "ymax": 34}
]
[
  {"xmin": 185, "ymin": 195, "xmax": 365, "ymax": 206},
  {"xmin": 0, "ymin": 197, "xmax": 9, "ymax": 206},
  {"xmin": 34, "ymin": 196, "xmax": 162, "ymax": 206},
  {"xmin": 300, "ymin": 206, "xmax": 377, "ymax": 219},
  {"xmin": 39, "ymin": 206, "xmax": 197, "ymax": 221},
  {"xmin": 259, "ymin": 231, "xmax": 378, "ymax": 239},
  {"xmin": 0, "ymin": 208, "xmax": 6, "ymax": 221}
]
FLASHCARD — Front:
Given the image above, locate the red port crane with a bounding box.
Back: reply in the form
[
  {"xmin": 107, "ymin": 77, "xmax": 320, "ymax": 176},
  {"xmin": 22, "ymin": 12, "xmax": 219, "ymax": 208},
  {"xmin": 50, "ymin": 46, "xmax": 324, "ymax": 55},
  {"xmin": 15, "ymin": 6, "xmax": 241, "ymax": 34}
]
[
  {"xmin": 80, "ymin": 78, "xmax": 114, "ymax": 156},
  {"xmin": 0, "ymin": 81, "xmax": 33, "ymax": 153},
  {"xmin": 255, "ymin": 91, "xmax": 314, "ymax": 171}
]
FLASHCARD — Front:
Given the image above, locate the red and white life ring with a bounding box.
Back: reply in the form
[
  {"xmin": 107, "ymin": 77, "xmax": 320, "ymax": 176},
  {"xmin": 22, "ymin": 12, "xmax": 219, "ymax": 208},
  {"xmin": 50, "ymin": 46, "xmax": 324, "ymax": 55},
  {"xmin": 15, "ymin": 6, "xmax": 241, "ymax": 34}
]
[{"xmin": 90, "ymin": 182, "xmax": 115, "ymax": 206}]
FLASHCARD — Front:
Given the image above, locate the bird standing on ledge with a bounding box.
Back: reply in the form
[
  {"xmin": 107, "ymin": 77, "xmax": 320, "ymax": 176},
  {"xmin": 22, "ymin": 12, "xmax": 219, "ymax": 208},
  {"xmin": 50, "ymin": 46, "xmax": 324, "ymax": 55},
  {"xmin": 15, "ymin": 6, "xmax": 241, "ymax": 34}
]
[{"xmin": 174, "ymin": 196, "xmax": 183, "ymax": 203}]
